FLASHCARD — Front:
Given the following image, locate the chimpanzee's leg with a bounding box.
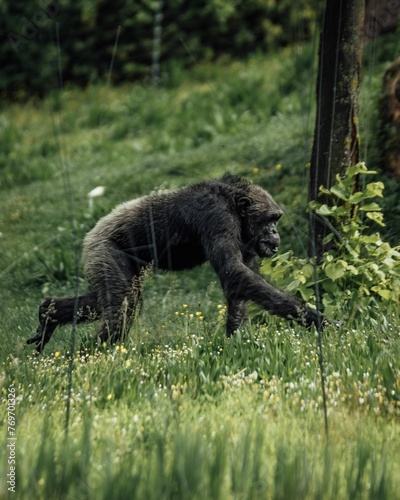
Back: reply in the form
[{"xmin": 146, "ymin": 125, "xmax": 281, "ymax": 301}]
[
  {"xmin": 90, "ymin": 248, "xmax": 143, "ymax": 344},
  {"xmin": 96, "ymin": 281, "xmax": 142, "ymax": 344},
  {"xmin": 27, "ymin": 293, "xmax": 99, "ymax": 353}
]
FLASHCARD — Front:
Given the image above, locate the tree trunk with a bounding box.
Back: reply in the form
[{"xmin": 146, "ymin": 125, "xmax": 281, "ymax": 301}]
[
  {"xmin": 308, "ymin": 0, "xmax": 365, "ymax": 260},
  {"xmin": 380, "ymin": 56, "xmax": 400, "ymax": 180}
]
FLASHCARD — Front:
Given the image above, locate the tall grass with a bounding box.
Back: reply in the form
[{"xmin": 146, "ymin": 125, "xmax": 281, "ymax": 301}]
[
  {"xmin": 2, "ymin": 301, "xmax": 399, "ymax": 498},
  {"xmin": 6, "ymin": 396, "xmax": 399, "ymax": 499}
]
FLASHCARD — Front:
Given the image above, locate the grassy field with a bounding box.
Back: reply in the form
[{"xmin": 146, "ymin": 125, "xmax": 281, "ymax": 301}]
[{"xmin": 1, "ymin": 44, "xmax": 399, "ymax": 499}]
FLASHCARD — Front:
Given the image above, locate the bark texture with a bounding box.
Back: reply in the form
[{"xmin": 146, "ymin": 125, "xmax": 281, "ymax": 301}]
[{"xmin": 309, "ymin": 0, "xmax": 365, "ymax": 259}]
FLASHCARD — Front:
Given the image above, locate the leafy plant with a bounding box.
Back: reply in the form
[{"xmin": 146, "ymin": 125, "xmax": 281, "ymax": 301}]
[{"xmin": 262, "ymin": 163, "xmax": 400, "ymax": 317}]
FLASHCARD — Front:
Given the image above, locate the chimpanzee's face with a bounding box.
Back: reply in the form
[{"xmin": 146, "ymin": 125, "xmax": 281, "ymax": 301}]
[
  {"xmin": 238, "ymin": 186, "xmax": 283, "ymax": 258},
  {"xmin": 254, "ymin": 215, "xmax": 281, "ymax": 258}
]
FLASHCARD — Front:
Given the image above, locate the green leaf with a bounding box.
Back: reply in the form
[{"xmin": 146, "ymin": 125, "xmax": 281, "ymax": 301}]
[
  {"xmin": 319, "ymin": 186, "xmax": 331, "ymax": 195},
  {"xmin": 360, "ymin": 233, "xmax": 381, "ymax": 244},
  {"xmin": 347, "ymin": 265, "xmax": 359, "ymax": 275},
  {"xmin": 364, "ymin": 182, "xmax": 384, "ymax": 198},
  {"xmin": 298, "ymin": 286, "xmax": 315, "ymax": 302},
  {"xmin": 322, "ymin": 278, "xmax": 337, "ymax": 294},
  {"xmin": 346, "ymin": 162, "xmax": 376, "ymax": 177},
  {"xmin": 317, "ymin": 204, "xmax": 337, "ymax": 216},
  {"xmin": 302, "ymin": 263, "xmax": 315, "ymax": 279},
  {"xmin": 330, "ymin": 184, "xmax": 350, "ymax": 201},
  {"xmin": 359, "ymin": 202, "xmax": 382, "ymax": 212},
  {"xmin": 325, "ymin": 262, "xmax": 346, "ymax": 280},
  {"xmin": 371, "ymin": 287, "xmax": 392, "ymax": 301},
  {"xmin": 345, "ymin": 243, "xmax": 360, "ymax": 259},
  {"xmin": 322, "ymin": 233, "xmax": 335, "ymax": 245},
  {"xmin": 365, "ymin": 211, "xmax": 385, "ymax": 227},
  {"xmin": 348, "ymin": 191, "xmax": 366, "ymax": 204},
  {"xmin": 293, "ymin": 269, "xmax": 307, "ymax": 284},
  {"xmin": 286, "ymin": 279, "xmax": 301, "ymax": 292}
]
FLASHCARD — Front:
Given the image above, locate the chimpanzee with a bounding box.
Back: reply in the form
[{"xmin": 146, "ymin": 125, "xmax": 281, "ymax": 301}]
[{"xmin": 27, "ymin": 173, "xmax": 327, "ymax": 352}]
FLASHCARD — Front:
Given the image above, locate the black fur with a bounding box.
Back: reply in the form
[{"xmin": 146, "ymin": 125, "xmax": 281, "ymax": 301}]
[{"xmin": 27, "ymin": 174, "xmax": 325, "ymax": 353}]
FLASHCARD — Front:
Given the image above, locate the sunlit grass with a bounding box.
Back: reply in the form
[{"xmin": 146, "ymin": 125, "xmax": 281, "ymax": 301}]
[
  {"xmin": 3, "ymin": 305, "xmax": 399, "ymax": 419},
  {"xmin": 1, "ymin": 252, "xmax": 399, "ymax": 499},
  {"xmin": 2, "ymin": 307, "xmax": 400, "ymax": 498}
]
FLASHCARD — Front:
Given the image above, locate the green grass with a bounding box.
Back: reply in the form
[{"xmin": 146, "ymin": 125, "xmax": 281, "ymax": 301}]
[
  {"xmin": 3, "ymin": 314, "xmax": 400, "ymax": 498},
  {"xmin": 1, "ymin": 45, "xmax": 399, "ymax": 498}
]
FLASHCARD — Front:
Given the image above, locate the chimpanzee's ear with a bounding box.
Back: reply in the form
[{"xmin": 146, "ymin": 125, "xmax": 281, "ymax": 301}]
[{"xmin": 237, "ymin": 196, "xmax": 252, "ymax": 217}]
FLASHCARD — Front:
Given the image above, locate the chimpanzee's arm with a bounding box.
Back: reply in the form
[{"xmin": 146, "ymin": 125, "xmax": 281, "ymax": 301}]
[{"xmin": 206, "ymin": 240, "xmax": 323, "ymax": 330}]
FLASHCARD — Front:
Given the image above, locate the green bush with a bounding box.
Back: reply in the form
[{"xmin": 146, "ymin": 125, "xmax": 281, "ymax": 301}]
[{"xmin": 262, "ymin": 163, "xmax": 400, "ymax": 317}]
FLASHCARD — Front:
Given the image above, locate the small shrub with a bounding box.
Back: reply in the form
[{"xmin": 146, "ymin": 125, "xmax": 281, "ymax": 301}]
[{"xmin": 262, "ymin": 163, "xmax": 400, "ymax": 318}]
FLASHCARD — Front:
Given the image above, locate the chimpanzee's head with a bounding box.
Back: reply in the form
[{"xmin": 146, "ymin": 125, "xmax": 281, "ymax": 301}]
[{"xmin": 237, "ymin": 184, "xmax": 283, "ymax": 258}]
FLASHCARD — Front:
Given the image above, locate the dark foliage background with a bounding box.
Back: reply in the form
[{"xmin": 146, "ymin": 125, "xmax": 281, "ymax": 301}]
[{"xmin": 1, "ymin": 0, "xmax": 322, "ymax": 99}]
